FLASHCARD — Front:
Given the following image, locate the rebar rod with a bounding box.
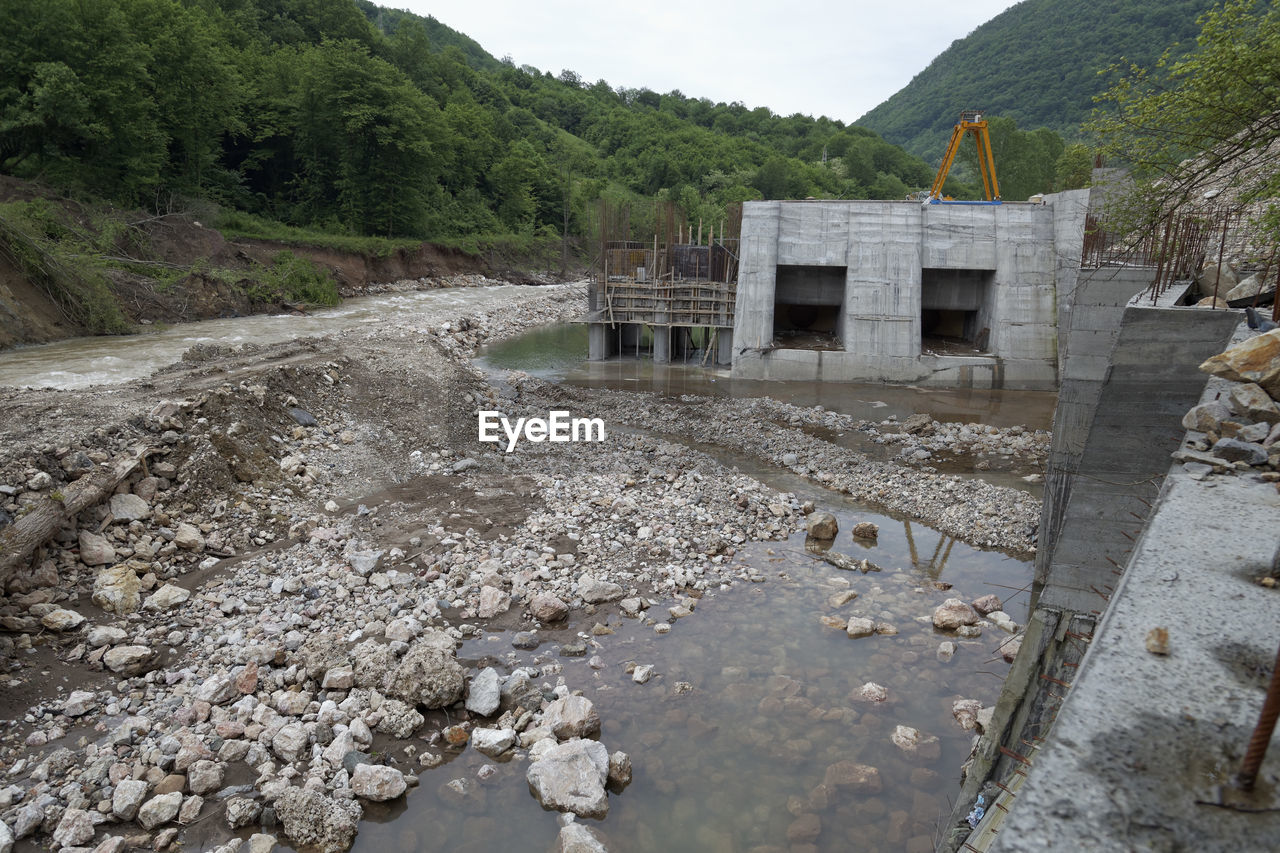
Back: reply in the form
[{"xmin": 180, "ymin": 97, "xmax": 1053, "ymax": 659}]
[{"xmin": 1236, "ymin": 641, "xmax": 1280, "ymax": 790}]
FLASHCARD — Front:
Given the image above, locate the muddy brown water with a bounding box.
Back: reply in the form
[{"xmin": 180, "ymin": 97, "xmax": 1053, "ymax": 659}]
[{"xmin": 0, "ymin": 285, "xmax": 573, "ymax": 390}]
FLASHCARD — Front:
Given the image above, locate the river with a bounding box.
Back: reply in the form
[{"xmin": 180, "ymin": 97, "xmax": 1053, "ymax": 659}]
[{"xmin": 0, "ymin": 287, "xmax": 1049, "ymax": 852}]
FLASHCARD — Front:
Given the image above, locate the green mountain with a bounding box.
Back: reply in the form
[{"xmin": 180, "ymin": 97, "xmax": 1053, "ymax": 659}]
[
  {"xmin": 0, "ymin": 0, "xmax": 937, "ymax": 253},
  {"xmin": 857, "ymin": 0, "xmax": 1213, "ymax": 161}
]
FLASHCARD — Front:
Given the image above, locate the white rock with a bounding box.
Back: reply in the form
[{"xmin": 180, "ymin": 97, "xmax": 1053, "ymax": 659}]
[
  {"xmin": 556, "ymin": 821, "xmax": 609, "ymax": 853},
  {"xmin": 143, "ymin": 584, "xmax": 190, "ymax": 612},
  {"xmin": 477, "ymin": 585, "xmax": 510, "ymax": 618},
  {"xmin": 853, "ymin": 682, "xmax": 888, "ymax": 703},
  {"xmin": 845, "ymin": 617, "xmax": 876, "ymax": 639},
  {"xmin": 247, "ymin": 833, "xmax": 278, "ymax": 853},
  {"xmin": 932, "ymin": 598, "xmax": 979, "ymax": 630},
  {"xmin": 890, "ymin": 725, "xmax": 941, "ymax": 760},
  {"xmin": 543, "ymin": 695, "xmax": 600, "ymax": 740},
  {"xmin": 112, "ymin": 779, "xmax": 149, "ymax": 820},
  {"xmin": 272, "ymin": 723, "xmax": 309, "ymax": 762},
  {"xmin": 987, "ymin": 611, "xmax": 1019, "ymax": 633},
  {"xmin": 103, "ymin": 645, "xmax": 154, "ymax": 675},
  {"xmin": 62, "ymin": 690, "xmax": 98, "ymax": 717},
  {"xmin": 88, "ymin": 625, "xmax": 128, "ymax": 648},
  {"xmin": 53, "ymin": 808, "xmax": 96, "ymax": 847},
  {"xmin": 174, "ymin": 523, "xmax": 205, "ymax": 552},
  {"xmin": 41, "ymin": 608, "xmax": 85, "ymax": 631},
  {"xmin": 350, "ymin": 764, "xmax": 407, "ymax": 801},
  {"xmin": 577, "ymin": 575, "xmax": 623, "ymax": 604},
  {"xmin": 78, "ymin": 530, "xmax": 116, "ymax": 566},
  {"xmin": 631, "ymin": 664, "xmax": 654, "ymax": 685},
  {"xmin": 465, "ymin": 667, "xmax": 501, "ymax": 717},
  {"xmin": 109, "ymin": 493, "xmax": 151, "ymax": 522},
  {"xmin": 526, "ymin": 738, "xmax": 610, "ymax": 819},
  {"xmin": 137, "ymin": 792, "xmax": 183, "ymax": 830},
  {"xmin": 471, "ymin": 727, "xmax": 517, "ymax": 757},
  {"xmin": 188, "ymin": 760, "xmax": 225, "ymax": 795},
  {"xmin": 92, "ymin": 565, "xmax": 142, "ymax": 615},
  {"xmin": 194, "ymin": 673, "xmax": 238, "ymax": 705}
]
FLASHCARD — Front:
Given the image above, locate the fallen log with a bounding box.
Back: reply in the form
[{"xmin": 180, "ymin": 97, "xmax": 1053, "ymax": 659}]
[{"xmin": 0, "ymin": 443, "xmax": 156, "ymax": 587}]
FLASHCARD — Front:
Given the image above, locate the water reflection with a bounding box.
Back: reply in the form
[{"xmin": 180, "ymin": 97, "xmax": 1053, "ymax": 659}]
[
  {"xmin": 477, "ymin": 324, "xmax": 1056, "ymax": 430},
  {"xmin": 352, "ymin": 501, "xmax": 1029, "ymax": 853}
]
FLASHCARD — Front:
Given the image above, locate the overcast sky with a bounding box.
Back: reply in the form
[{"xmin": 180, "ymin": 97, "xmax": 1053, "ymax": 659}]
[{"xmin": 393, "ymin": 1, "xmax": 1019, "ymax": 124}]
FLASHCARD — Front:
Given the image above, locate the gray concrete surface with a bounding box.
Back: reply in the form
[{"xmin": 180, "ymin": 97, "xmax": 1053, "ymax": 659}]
[
  {"xmin": 1036, "ymin": 294, "xmax": 1241, "ymax": 612},
  {"xmin": 731, "ymin": 192, "xmax": 1090, "ymax": 389},
  {"xmin": 991, "ymin": 397, "xmax": 1280, "ymax": 850}
]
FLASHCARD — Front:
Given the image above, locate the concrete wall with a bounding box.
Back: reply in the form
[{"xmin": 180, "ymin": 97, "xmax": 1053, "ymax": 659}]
[
  {"xmin": 732, "ymin": 191, "xmax": 1090, "ymax": 389},
  {"xmin": 1036, "ymin": 296, "xmax": 1241, "ymax": 611},
  {"xmin": 943, "ymin": 291, "xmax": 1241, "ymax": 851}
]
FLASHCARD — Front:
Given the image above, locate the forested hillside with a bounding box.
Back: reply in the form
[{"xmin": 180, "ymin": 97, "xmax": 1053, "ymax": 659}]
[
  {"xmin": 857, "ymin": 0, "xmax": 1213, "ymax": 160},
  {"xmin": 0, "ymin": 0, "xmax": 940, "ymax": 251}
]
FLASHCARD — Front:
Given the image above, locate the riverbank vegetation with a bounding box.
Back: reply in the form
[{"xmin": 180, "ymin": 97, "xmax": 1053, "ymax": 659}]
[{"xmin": 1088, "ymin": 0, "xmax": 1280, "ymax": 244}]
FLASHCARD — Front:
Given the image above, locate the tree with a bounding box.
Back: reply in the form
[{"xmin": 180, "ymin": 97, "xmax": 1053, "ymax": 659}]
[
  {"xmin": 1055, "ymin": 143, "xmax": 1093, "ymax": 190},
  {"xmin": 1088, "ymin": 0, "xmax": 1280, "ymax": 239}
]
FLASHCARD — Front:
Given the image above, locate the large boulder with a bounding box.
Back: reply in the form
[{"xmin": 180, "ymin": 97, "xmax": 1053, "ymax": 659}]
[
  {"xmin": 1201, "ymin": 329, "xmax": 1280, "ymax": 397},
  {"xmin": 275, "ymin": 787, "xmax": 363, "ymax": 853},
  {"xmin": 382, "ymin": 632, "xmax": 464, "ymax": 709},
  {"xmin": 1229, "ymin": 382, "xmax": 1280, "ymax": 425},
  {"xmin": 109, "ymin": 493, "xmax": 151, "ymax": 522},
  {"xmin": 526, "ymin": 738, "xmax": 610, "ymax": 819},
  {"xmin": 93, "ymin": 565, "xmax": 142, "ymax": 615},
  {"xmin": 932, "ymin": 599, "xmax": 979, "ymax": 630},
  {"xmin": 78, "ymin": 531, "xmax": 116, "ymax": 566},
  {"xmin": 528, "ymin": 593, "xmax": 569, "ymax": 622},
  {"xmin": 1225, "ymin": 273, "xmax": 1264, "ymax": 302},
  {"xmin": 1197, "ymin": 261, "xmax": 1239, "ymax": 293},
  {"xmin": 465, "ymin": 667, "xmax": 501, "ymax": 717},
  {"xmin": 577, "ymin": 575, "xmax": 623, "ymax": 604},
  {"xmin": 806, "ymin": 512, "xmax": 838, "ymax": 539},
  {"xmin": 543, "ymin": 695, "xmax": 600, "ymax": 740},
  {"xmin": 350, "ymin": 764, "xmax": 407, "ymax": 801},
  {"xmin": 556, "ymin": 821, "xmax": 609, "ymax": 853}
]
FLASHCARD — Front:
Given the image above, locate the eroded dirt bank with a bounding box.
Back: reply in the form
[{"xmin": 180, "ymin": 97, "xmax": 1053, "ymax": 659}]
[{"xmin": 0, "ymin": 285, "xmax": 1045, "ymax": 852}]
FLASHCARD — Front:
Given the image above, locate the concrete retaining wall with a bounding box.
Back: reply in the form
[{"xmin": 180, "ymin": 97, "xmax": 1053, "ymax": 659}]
[{"xmin": 731, "ymin": 191, "xmax": 1090, "ymax": 389}]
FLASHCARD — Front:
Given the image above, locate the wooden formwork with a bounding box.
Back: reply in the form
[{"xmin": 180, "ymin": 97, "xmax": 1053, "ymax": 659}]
[
  {"xmin": 594, "ymin": 237, "xmax": 739, "ymax": 329},
  {"xmin": 602, "ymin": 279, "xmax": 736, "ymax": 328}
]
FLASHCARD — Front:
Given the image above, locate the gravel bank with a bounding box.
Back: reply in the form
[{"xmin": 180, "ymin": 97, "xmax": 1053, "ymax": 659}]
[{"xmin": 0, "ymin": 282, "xmax": 1046, "ymax": 851}]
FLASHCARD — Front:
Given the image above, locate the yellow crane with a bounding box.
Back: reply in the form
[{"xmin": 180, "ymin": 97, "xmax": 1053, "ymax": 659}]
[{"xmin": 925, "ymin": 110, "xmax": 1001, "ymax": 204}]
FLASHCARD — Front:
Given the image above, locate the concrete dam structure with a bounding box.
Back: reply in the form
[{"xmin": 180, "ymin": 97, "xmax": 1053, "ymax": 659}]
[{"xmin": 731, "ymin": 193, "xmax": 1090, "ymax": 389}]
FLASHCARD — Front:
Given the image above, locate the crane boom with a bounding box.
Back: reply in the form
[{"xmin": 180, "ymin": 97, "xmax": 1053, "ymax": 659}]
[{"xmin": 926, "ymin": 110, "xmax": 1001, "ymax": 204}]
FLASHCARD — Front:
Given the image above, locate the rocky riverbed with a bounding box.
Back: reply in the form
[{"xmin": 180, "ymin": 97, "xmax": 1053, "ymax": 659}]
[{"xmin": 0, "ymin": 281, "xmax": 1047, "ymax": 853}]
